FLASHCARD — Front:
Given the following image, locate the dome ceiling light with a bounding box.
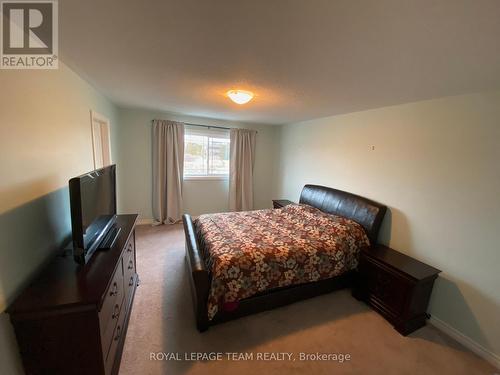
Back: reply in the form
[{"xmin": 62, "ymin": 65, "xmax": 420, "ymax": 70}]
[{"xmin": 226, "ymin": 90, "xmax": 254, "ymax": 105}]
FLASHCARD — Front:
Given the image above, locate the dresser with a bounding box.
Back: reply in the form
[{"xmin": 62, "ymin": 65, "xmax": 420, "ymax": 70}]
[
  {"xmin": 353, "ymin": 244, "xmax": 440, "ymax": 335},
  {"xmin": 8, "ymin": 214, "xmax": 139, "ymax": 375}
]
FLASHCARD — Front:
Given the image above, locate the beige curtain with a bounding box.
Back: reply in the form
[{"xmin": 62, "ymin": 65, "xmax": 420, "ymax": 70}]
[
  {"xmin": 229, "ymin": 128, "xmax": 257, "ymax": 211},
  {"xmin": 152, "ymin": 120, "xmax": 185, "ymax": 224}
]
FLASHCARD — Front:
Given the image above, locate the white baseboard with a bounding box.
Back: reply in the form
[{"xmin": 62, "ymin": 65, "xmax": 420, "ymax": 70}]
[
  {"xmin": 429, "ymin": 316, "xmax": 500, "ymax": 370},
  {"xmin": 137, "ymin": 218, "xmax": 154, "ymax": 225}
]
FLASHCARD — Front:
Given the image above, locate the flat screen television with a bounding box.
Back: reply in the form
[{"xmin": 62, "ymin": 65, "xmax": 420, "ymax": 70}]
[{"xmin": 69, "ymin": 164, "xmax": 119, "ymax": 264}]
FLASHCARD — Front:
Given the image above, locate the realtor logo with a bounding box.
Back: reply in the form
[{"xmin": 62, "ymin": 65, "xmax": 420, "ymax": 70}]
[{"xmin": 1, "ymin": 0, "xmax": 58, "ymax": 69}]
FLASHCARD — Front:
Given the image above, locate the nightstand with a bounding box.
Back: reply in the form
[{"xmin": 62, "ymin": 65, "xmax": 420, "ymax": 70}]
[
  {"xmin": 352, "ymin": 244, "xmax": 441, "ymax": 335},
  {"xmin": 272, "ymin": 199, "xmax": 295, "ymax": 209}
]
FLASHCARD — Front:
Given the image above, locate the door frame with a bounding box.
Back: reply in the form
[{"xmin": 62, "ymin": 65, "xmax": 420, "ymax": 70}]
[{"xmin": 90, "ymin": 110, "xmax": 112, "ymax": 169}]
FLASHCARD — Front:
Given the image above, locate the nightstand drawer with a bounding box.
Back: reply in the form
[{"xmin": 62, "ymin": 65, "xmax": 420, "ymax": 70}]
[{"xmin": 363, "ymin": 261, "xmax": 409, "ymax": 316}]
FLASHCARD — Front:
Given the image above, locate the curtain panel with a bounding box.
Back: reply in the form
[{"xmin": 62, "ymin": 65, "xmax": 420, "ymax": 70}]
[
  {"xmin": 229, "ymin": 128, "xmax": 257, "ymax": 211},
  {"xmin": 152, "ymin": 120, "xmax": 185, "ymax": 224}
]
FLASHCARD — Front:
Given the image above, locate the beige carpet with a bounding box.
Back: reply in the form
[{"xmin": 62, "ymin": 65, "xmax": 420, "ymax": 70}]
[{"xmin": 120, "ymin": 224, "xmax": 497, "ymax": 375}]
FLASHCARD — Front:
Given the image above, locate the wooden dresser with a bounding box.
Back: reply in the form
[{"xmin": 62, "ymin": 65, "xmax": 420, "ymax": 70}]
[
  {"xmin": 353, "ymin": 244, "xmax": 440, "ymax": 335},
  {"xmin": 8, "ymin": 214, "xmax": 139, "ymax": 375}
]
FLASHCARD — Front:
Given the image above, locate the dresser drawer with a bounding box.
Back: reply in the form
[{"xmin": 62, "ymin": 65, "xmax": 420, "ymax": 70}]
[
  {"xmin": 104, "ymin": 299, "xmax": 127, "ymax": 375},
  {"xmin": 124, "ymin": 270, "xmax": 136, "ymax": 301},
  {"xmin": 124, "ymin": 234, "xmax": 135, "ymax": 257},
  {"xmin": 123, "ymin": 253, "xmax": 136, "ymax": 299},
  {"xmin": 99, "ymin": 260, "xmax": 125, "ymax": 356},
  {"xmin": 124, "ymin": 235, "xmax": 136, "ymax": 294}
]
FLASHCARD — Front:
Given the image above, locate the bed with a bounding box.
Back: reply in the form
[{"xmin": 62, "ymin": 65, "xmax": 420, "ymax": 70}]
[{"xmin": 183, "ymin": 184, "xmax": 387, "ymax": 331}]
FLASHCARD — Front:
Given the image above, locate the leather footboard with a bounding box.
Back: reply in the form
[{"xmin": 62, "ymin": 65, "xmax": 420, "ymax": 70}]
[{"xmin": 182, "ymin": 214, "xmax": 210, "ymax": 331}]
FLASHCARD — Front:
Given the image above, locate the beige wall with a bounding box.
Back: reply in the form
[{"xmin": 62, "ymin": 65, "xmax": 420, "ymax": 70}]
[
  {"xmin": 0, "ymin": 63, "xmax": 118, "ymax": 374},
  {"xmin": 275, "ymin": 91, "xmax": 500, "ymax": 362},
  {"xmin": 114, "ymin": 107, "xmax": 278, "ymax": 219}
]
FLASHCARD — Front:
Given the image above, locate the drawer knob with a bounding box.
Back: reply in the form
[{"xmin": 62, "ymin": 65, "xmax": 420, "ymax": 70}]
[
  {"xmin": 129, "ymin": 276, "xmax": 134, "ymax": 286},
  {"xmin": 114, "ymin": 325, "xmax": 121, "ymax": 341},
  {"xmin": 112, "ymin": 304, "xmax": 120, "ymax": 319},
  {"xmin": 109, "ymin": 282, "xmax": 118, "ymax": 297},
  {"xmin": 128, "ymin": 260, "xmax": 134, "ymax": 270}
]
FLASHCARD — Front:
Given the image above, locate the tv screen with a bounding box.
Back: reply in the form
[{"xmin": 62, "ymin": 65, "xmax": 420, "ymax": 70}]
[{"xmin": 69, "ymin": 164, "xmax": 117, "ymax": 264}]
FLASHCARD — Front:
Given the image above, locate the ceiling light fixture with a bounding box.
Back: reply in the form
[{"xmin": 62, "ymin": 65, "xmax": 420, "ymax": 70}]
[{"xmin": 226, "ymin": 89, "xmax": 254, "ymax": 105}]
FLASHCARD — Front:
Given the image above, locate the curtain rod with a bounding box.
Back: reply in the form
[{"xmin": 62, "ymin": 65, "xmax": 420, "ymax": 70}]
[
  {"xmin": 186, "ymin": 123, "xmax": 258, "ymax": 133},
  {"xmin": 153, "ymin": 120, "xmax": 257, "ymax": 133},
  {"xmin": 185, "ymin": 123, "xmax": 230, "ymax": 131}
]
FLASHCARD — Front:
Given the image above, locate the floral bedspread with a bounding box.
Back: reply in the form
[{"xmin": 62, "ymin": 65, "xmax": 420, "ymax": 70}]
[{"xmin": 194, "ymin": 204, "xmax": 370, "ymax": 320}]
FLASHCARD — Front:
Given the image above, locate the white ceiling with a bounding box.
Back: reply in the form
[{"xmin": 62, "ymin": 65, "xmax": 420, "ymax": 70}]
[{"xmin": 60, "ymin": 0, "xmax": 500, "ymax": 125}]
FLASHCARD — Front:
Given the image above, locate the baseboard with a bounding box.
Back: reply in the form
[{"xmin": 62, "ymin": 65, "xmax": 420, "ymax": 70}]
[
  {"xmin": 137, "ymin": 218, "xmax": 154, "ymax": 225},
  {"xmin": 429, "ymin": 316, "xmax": 500, "ymax": 370},
  {"xmin": 136, "ymin": 218, "xmax": 185, "ymax": 226}
]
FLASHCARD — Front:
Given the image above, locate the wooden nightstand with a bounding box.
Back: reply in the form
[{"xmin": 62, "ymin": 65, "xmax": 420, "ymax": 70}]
[
  {"xmin": 352, "ymin": 244, "xmax": 441, "ymax": 335},
  {"xmin": 272, "ymin": 199, "xmax": 295, "ymax": 209}
]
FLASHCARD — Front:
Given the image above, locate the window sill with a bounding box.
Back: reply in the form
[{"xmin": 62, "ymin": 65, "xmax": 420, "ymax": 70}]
[{"xmin": 184, "ymin": 175, "xmax": 229, "ymax": 181}]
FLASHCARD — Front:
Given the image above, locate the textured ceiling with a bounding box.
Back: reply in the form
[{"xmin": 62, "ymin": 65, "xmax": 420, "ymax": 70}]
[{"xmin": 60, "ymin": 0, "xmax": 500, "ymax": 124}]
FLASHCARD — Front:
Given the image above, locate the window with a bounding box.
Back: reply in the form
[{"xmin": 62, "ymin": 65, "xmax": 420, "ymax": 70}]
[{"xmin": 184, "ymin": 126, "xmax": 230, "ymax": 179}]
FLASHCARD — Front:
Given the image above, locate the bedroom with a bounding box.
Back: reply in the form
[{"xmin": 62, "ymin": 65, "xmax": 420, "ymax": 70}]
[{"xmin": 0, "ymin": 1, "xmax": 499, "ymax": 374}]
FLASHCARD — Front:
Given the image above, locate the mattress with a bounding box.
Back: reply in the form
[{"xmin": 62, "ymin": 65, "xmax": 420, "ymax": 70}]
[{"xmin": 194, "ymin": 204, "xmax": 370, "ymax": 320}]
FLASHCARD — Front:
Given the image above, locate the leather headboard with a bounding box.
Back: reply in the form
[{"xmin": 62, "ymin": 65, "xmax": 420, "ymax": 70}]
[{"xmin": 299, "ymin": 184, "xmax": 387, "ymax": 244}]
